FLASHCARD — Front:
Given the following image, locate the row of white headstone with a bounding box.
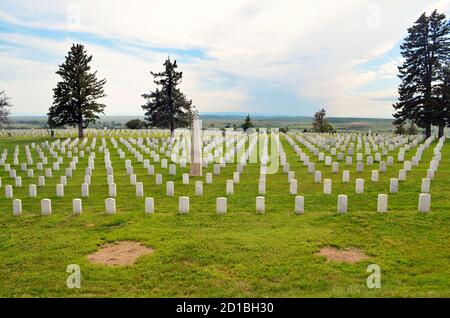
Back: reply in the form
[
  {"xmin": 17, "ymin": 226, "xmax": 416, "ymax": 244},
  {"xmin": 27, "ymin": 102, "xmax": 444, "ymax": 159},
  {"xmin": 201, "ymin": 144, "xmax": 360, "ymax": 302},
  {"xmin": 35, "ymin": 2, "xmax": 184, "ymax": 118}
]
[{"xmin": 10, "ymin": 192, "xmax": 432, "ymax": 216}]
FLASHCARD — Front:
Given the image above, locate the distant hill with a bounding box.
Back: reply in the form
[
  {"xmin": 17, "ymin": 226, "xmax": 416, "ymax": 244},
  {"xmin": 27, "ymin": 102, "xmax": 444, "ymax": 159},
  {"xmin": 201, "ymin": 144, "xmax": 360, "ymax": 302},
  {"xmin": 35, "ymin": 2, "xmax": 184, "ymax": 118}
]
[{"xmin": 6, "ymin": 113, "xmax": 395, "ymax": 132}]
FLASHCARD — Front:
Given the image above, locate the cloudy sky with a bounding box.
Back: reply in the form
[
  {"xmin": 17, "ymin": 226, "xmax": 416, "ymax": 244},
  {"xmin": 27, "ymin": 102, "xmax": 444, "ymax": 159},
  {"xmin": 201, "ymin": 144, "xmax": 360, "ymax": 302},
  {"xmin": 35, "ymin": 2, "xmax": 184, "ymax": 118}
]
[{"xmin": 1, "ymin": 0, "xmax": 449, "ymax": 118}]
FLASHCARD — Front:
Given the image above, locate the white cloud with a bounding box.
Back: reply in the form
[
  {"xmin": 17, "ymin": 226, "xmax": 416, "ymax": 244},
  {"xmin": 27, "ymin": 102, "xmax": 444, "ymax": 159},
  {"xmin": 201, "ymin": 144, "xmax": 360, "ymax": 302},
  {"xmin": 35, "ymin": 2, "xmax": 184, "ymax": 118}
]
[{"xmin": 0, "ymin": 0, "xmax": 449, "ymax": 117}]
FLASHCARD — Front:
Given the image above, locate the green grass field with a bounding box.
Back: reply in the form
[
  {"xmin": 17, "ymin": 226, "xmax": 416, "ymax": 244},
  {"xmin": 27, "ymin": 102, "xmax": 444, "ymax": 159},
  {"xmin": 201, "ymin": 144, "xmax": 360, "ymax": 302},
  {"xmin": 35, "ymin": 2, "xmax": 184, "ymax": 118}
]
[{"xmin": 0, "ymin": 134, "xmax": 449, "ymax": 297}]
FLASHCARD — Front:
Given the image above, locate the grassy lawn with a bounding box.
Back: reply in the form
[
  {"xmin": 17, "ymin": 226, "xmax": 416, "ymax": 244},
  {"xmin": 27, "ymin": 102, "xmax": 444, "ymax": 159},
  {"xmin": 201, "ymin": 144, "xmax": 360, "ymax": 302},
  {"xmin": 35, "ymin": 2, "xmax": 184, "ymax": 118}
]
[{"xmin": 0, "ymin": 134, "xmax": 449, "ymax": 297}]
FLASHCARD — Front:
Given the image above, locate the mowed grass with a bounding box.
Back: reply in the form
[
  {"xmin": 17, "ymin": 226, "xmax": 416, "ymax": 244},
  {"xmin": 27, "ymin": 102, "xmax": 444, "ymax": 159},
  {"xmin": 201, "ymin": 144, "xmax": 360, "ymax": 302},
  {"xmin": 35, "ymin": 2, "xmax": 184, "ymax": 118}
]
[{"xmin": 0, "ymin": 134, "xmax": 449, "ymax": 297}]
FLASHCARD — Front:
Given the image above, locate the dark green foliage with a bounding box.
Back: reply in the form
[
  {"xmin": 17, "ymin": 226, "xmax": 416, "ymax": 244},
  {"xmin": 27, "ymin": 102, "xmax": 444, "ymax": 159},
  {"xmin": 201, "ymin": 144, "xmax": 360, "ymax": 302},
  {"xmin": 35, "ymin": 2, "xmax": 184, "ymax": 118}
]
[
  {"xmin": 312, "ymin": 108, "xmax": 335, "ymax": 133},
  {"xmin": 141, "ymin": 58, "xmax": 194, "ymax": 134},
  {"xmin": 48, "ymin": 44, "xmax": 107, "ymax": 138},
  {"xmin": 393, "ymin": 10, "xmax": 450, "ymax": 137},
  {"xmin": 394, "ymin": 122, "xmax": 406, "ymax": 135},
  {"xmin": 406, "ymin": 121, "xmax": 419, "ymax": 135},
  {"xmin": 125, "ymin": 119, "xmax": 147, "ymax": 130},
  {"xmin": 0, "ymin": 90, "xmax": 12, "ymax": 125},
  {"xmin": 241, "ymin": 114, "xmax": 254, "ymax": 131}
]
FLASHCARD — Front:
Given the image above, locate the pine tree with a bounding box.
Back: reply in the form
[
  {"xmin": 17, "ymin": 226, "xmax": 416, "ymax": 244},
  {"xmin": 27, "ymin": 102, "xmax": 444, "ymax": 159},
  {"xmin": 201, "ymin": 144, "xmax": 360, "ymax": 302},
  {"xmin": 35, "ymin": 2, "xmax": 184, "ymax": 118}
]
[
  {"xmin": 394, "ymin": 11, "xmax": 450, "ymax": 138},
  {"xmin": 394, "ymin": 122, "xmax": 406, "ymax": 135},
  {"xmin": 48, "ymin": 44, "xmax": 107, "ymax": 138},
  {"xmin": 442, "ymin": 66, "xmax": 450, "ymax": 130},
  {"xmin": 312, "ymin": 108, "xmax": 334, "ymax": 133},
  {"xmin": 0, "ymin": 90, "xmax": 12, "ymax": 126},
  {"xmin": 430, "ymin": 10, "xmax": 450, "ymax": 137},
  {"xmin": 241, "ymin": 114, "xmax": 254, "ymax": 131},
  {"xmin": 142, "ymin": 57, "xmax": 194, "ymax": 135},
  {"xmin": 406, "ymin": 121, "xmax": 419, "ymax": 135}
]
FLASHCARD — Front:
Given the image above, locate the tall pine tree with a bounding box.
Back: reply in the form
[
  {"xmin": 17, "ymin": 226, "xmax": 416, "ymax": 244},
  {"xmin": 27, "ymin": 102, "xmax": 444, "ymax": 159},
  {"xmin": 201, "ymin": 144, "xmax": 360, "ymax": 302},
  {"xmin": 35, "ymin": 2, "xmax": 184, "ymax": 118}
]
[
  {"xmin": 438, "ymin": 65, "xmax": 450, "ymax": 132},
  {"xmin": 0, "ymin": 90, "xmax": 12, "ymax": 126},
  {"xmin": 430, "ymin": 10, "xmax": 450, "ymax": 137},
  {"xmin": 48, "ymin": 44, "xmax": 106, "ymax": 138},
  {"xmin": 142, "ymin": 57, "xmax": 194, "ymax": 135},
  {"xmin": 394, "ymin": 11, "xmax": 450, "ymax": 138}
]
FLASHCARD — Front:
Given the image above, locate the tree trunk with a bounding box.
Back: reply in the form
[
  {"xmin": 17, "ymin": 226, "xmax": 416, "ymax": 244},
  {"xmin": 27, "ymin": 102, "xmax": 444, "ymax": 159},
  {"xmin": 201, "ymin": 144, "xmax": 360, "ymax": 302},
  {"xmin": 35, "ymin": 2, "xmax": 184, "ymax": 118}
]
[
  {"xmin": 170, "ymin": 121, "xmax": 175, "ymax": 137},
  {"xmin": 425, "ymin": 123, "xmax": 431, "ymax": 139},
  {"xmin": 438, "ymin": 125, "xmax": 445, "ymax": 138},
  {"xmin": 78, "ymin": 123, "xmax": 84, "ymax": 138}
]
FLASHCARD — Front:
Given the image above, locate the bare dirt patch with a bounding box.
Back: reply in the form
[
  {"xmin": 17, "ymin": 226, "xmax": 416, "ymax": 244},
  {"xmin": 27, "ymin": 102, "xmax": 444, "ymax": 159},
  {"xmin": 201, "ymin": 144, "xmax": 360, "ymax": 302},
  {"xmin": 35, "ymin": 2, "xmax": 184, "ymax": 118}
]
[
  {"xmin": 87, "ymin": 241, "xmax": 154, "ymax": 266},
  {"xmin": 316, "ymin": 247, "xmax": 368, "ymax": 264}
]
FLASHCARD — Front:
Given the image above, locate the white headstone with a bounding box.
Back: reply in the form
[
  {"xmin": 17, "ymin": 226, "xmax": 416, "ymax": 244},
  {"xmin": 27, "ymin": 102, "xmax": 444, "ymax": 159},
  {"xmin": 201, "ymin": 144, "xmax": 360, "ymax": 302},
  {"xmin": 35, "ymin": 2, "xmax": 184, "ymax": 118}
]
[
  {"xmin": 421, "ymin": 178, "xmax": 430, "ymax": 194},
  {"xmin": 136, "ymin": 182, "xmax": 144, "ymax": 197},
  {"xmin": 169, "ymin": 164, "xmax": 176, "ymax": 175},
  {"xmin": 145, "ymin": 197, "xmax": 154, "ymax": 214},
  {"xmin": 226, "ymin": 180, "xmax": 234, "ymax": 195},
  {"xmin": 179, "ymin": 196, "xmax": 189, "ymax": 214},
  {"xmin": 182, "ymin": 173, "xmax": 189, "ymax": 184},
  {"xmin": 295, "ymin": 196, "xmax": 304, "ymax": 215},
  {"xmin": 56, "ymin": 184, "xmax": 64, "ymax": 197},
  {"xmin": 233, "ymin": 172, "xmax": 240, "ymax": 184},
  {"xmin": 342, "ymin": 170, "xmax": 350, "ymax": 183},
  {"xmin": 29, "ymin": 184, "xmax": 37, "ymax": 197},
  {"xmin": 377, "ymin": 194, "xmax": 388, "ymax": 213},
  {"xmin": 256, "ymin": 196, "xmax": 265, "ymax": 214},
  {"xmin": 371, "ymin": 170, "xmax": 379, "ymax": 182},
  {"xmin": 81, "ymin": 183, "xmax": 89, "ymax": 197},
  {"xmin": 13, "ymin": 199, "xmax": 22, "ymax": 216},
  {"xmin": 399, "ymin": 169, "xmax": 406, "ymax": 181},
  {"xmin": 289, "ymin": 179, "xmax": 298, "ymax": 195},
  {"xmin": 258, "ymin": 179, "xmax": 266, "ymax": 195},
  {"xmin": 107, "ymin": 174, "xmax": 114, "ymax": 184},
  {"xmin": 355, "ymin": 178, "xmax": 364, "ymax": 194},
  {"xmin": 418, "ymin": 193, "xmax": 431, "ymax": 213},
  {"xmin": 323, "ymin": 179, "xmax": 332, "ymax": 195},
  {"xmin": 337, "ymin": 195, "xmax": 347, "ymax": 214},
  {"xmin": 109, "ymin": 183, "xmax": 117, "ymax": 197},
  {"xmin": 73, "ymin": 198, "xmax": 82, "ymax": 215},
  {"xmin": 314, "ymin": 171, "xmax": 322, "ymax": 183},
  {"xmin": 389, "ymin": 178, "xmax": 398, "ymax": 193},
  {"xmin": 155, "ymin": 174, "xmax": 163, "ymax": 185},
  {"xmin": 130, "ymin": 174, "xmax": 137, "ymax": 185},
  {"xmin": 5, "ymin": 185, "xmax": 13, "ymax": 198},
  {"xmin": 105, "ymin": 198, "xmax": 116, "ymax": 214},
  {"xmin": 195, "ymin": 181, "xmax": 203, "ymax": 196},
  {"xmin": 216, "ymin": 197, "xmax": 227, "ymax": 214},
  {"xmin": 41, "ymin": 199, "xmax": 52, "ymax": 216},
  {"xmin": 206, "ymin": 173, "xmax": 213, "ymax": 184},
  {"xmin": 166, "ymin": 181, "xmax": 175, "ymax": 196}
]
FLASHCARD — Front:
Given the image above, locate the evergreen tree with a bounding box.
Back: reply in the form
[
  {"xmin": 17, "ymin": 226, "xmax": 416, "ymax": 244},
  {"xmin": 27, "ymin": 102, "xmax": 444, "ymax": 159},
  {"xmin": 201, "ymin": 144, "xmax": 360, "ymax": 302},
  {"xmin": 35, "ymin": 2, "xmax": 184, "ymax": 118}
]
[
  {"xmin": 406, "ymin": 121, "xmax": 419, "ymax": 135},
  {"xmin": 393, "ymin": 11, "xmax": 450, "ymax": 138},
  {"xmin": 312, "ymin": 108, "xmax": 334, "ymax": 133},
  {"xmin": 394, "ymin": 122, "xmax": 406, "ymax": 135},
  {"xmin": 0, "ymin": 90, "xmax": 12, "ymax": 125},
  {"xmin": 430, "ymin": 10, "xmax": 450, "ymax": 137},
  {"xmin": 241, "ymin": 114, "xmax": 254, "ymax": 131},
  {"xmin": 441, "ymin": 66, "xmax": 450, "ymax": 132},
  {"xmin": 141, "ymin": 57, "xmax": 194, "ymax": 135},
  {"xmin": 125, "ymin": 119, "xmax": 147, "ymax": 129},
  {"xmin": 48, "ymin": 44, "xmax": 107, "ymax": 138}
]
